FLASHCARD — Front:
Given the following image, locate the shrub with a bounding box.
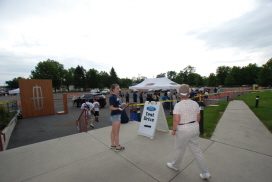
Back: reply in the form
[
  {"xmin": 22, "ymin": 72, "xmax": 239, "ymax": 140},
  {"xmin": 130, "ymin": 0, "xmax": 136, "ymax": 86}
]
[{"xmin": 0, "ymin": 106, "xmax": 11, "ymax": 129}]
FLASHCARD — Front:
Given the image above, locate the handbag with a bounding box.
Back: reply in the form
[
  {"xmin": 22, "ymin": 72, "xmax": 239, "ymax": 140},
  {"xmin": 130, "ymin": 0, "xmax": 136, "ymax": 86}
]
[{"xmin": 121, "ymin": 110, "xmax": 129, "ymax": 124}]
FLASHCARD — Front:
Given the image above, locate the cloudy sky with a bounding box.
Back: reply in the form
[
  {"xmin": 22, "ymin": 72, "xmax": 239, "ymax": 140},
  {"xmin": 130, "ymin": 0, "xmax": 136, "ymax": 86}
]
[{"xmin": 0, "ymin": 0, "xmax": 271, "ymax": 86}]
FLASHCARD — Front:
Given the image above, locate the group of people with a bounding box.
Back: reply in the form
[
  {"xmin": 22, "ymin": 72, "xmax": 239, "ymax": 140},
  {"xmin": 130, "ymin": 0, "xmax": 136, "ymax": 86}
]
[
  {"xmin": 121, "ymin": 90, "xmax": 175, "ymax": 104},
  {"xmin": 189, "ymin": 88, "xmax": 210, "ymax": 103},
  {"xmin": 81, "ymin": 84, "xmax": 211, "ymax": 180},
  {"xmin": 80, "ymin": 98, "xmax": 100, "ymax": 128}
]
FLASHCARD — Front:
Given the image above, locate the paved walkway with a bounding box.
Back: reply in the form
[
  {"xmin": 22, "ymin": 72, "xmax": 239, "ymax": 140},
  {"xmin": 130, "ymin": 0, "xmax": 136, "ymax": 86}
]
[{"xmin": 0, "ymin": 100, "xmax": 272, "ymax": 182}]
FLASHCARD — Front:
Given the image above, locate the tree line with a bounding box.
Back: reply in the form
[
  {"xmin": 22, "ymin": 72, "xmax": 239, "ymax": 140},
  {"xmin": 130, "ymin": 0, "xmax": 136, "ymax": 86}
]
[{"xmin": 5, "ymin": 58, "xmax": 272, "ymax": 91}]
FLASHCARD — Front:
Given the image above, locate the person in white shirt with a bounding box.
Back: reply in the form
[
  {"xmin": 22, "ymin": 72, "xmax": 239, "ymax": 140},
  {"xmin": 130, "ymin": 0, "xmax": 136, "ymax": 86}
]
[
  {"xmin": 93, "ymin": 100, "xmax": 100, "ymax": 122},
  {"xmin": 167, "ymin": 84, "xmax": 211, "ymax": 180},
  {"xmin": 81, "ymin": 98, "xmax": 95, "ymax": 128}
]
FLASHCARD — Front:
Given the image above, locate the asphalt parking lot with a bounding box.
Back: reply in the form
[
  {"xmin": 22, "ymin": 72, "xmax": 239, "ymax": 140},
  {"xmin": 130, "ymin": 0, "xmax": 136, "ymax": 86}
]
[{"xmin": 6, "ymin": 92, "xmax": 116, "ymax": 150}]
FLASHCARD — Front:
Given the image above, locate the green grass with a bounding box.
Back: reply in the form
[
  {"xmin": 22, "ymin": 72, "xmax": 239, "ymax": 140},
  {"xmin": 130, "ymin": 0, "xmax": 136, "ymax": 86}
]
[
  {"xmin": 166, "ymin": 101, "xmax": 229, "ymax": 139},
  {"xmin": 201, "ymin": 101, "xmax": 229, "ymax": 138},
  {"xmin": 235, "ymin": 90, "xmax": 272, "ymax": 133},
  {"xmin": 166, "ymin": 90, "xmax": 272, "ymax": 139}
]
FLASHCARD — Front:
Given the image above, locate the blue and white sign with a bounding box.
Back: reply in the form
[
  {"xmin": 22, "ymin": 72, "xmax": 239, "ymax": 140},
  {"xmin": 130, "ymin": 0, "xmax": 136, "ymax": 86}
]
[
  {"xmin": 138, "ymin": 101, "xmax": 169, "ymax": 139},
  {"xmin": 147, "ymin": 106, "xmax": 156, "ymax": 111}
]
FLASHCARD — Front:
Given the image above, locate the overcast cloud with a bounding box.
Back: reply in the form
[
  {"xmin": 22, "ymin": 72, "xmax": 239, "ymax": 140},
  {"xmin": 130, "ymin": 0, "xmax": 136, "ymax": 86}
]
[
  {"xmin": 0, "ymin": 0, "xmax": 271, "ymax": 86},
  {"xmin": 190, "ymin": 1, "xmax": 272, "ymax": 50}
]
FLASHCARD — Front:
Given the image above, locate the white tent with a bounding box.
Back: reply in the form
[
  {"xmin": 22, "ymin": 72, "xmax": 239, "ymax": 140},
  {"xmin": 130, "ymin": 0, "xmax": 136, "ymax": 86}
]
[
  {"xmin": 9, "ymin": 88, "xmax": 20, "ymax": 94},
  {"xmin": 129, "ymin": 77, "xmax": 180, "ymax": 90}
]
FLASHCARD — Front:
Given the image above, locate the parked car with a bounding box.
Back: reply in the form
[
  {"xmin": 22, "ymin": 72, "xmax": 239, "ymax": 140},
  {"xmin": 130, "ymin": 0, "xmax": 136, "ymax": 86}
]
[
  {"xmin": 90, "ymin": 89, "xmax": 100, "ymax": 93},
  {"xmin": 191, "ymin": 87, "xmax": 200, "ymax": 91},
  {"xmin": 131, "ymin": 89, "xmax": 138, "ymax": 93},
  {"xmin": 101, "ymin": 89, "xmax": 110, "ymax": 94},
  {"xmin": 0, "ymin": 90, "xmax": 8, "ymax": 96},
  {"xmin": 73, "ymin": 93, "xmax": 107, "ymax": 108}
]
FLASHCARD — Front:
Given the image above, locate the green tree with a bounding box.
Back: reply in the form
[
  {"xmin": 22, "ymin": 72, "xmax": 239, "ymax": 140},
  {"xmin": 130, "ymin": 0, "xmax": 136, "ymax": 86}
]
[
  {"xmin": 230, "ymin": 66, "xmax": 242, "ymax": 85},
  {"xmin": 224, "ymin": 74, "xmax": 236, "ymax": 86},
  {"xmin": 202, "ymin": 76, "xmax": 208, "ymax": 86},
  {"xmin": 30, "ymin": 59, "xmax": 64, "ymax": 92},
  {"xmin": 99, "ymin": 71, "xmax": 110, "ymax": 88},
  {"xmin": 132, "ymin": 76, "xmax": 147, "ymax": 83},
  {"xmin": 86, "ymin": 68, "xmax": 99, "ymax": 89},
  {"xmin": 241, "ymin": 63, "xmax": 261, "ymax": 85},
  {"xmin": 187, "ymin": 73, "xmax": 198, "ymax": 86},
  {"xmin": 183, "ymin": 65, "xmax": 196, "ymax": 73},
  {"xmin": 156, "ymin": 73, "xmax": 166, "ymax": 78},
  {"xmin": 167, "ymin": 71, "xmax": 177, "ymax": 80},
  {"xmin": 119, "ymin": 78, "xmax": 133, "ymax": 88},
  {"xmin": 195, "ymin": 75, "xmax": 204, "ymax": 86},
  {"xmin": 207, "ymin": 73, "xmax": 217, "ymax": 86},
  {"xmin": 74, "ymin": 65, "xmax": 86, "ymax": 91},
  {"xmin": 109, "ymin": 67, "xmax": 119, "ymax": 84},
  {"xmin": 63, "ymin": 68, "xmax": 75, "ymax": 91},
  {"xmin": 5, "ymin": 77, "xmax": 25, "ymax": 89},
  {"xmin": 257, "ymin": 58, "xmax": 272, "ymax": 87},
  {"xmin": 216, "ymin": 66, "xmax": 231, "ymax": 85},
  {"xmin": 182, "ymin": 65, "xmax": 196, "ymax": 83},
  {"xmin": 173, "ymin": 70, "xmax": 184, "ymax": 84}
]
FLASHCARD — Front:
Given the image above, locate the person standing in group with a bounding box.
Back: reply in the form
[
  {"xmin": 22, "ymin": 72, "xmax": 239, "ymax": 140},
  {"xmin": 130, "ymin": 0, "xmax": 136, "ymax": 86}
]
[
  {"xmin": 125, "ymin": 92, "xmax": 130, "ymax": 103},
  {"xmin": 217, "ymin": 87, "xmax": 220, "ymax": 96},
  {"xmin": 93, "ymin": 99, "xmax": 100, "ymax": 122},
  {"xmin": 172, "ymin": 92, "xmax": 177, "ymax": 107},
  {"xmin": 119, "ymin": 91, "xmax": 124, "ymax": 103},
  {"xmin": 109, "ymin": 84, "xmax": 127, "ymax": 152},
  {"xmin": 167, "ymin": 84, "xmax": 211, "ymax": 180},
  {"xmin": 139, "ymin": 91, "xmax": 144, "ymax": 103},
  {"xmin": 143, "ymin": 92, "xmax": 147, "ymax": 102},
  {"xmin": 81, "ymin": 98, "xmax": 95, "ymax": 128},
  {"xmin": 133, "ymin": 91, "xmax": 137, "ymax": 103},
  {"xmin": 204, "ymin": 89, "xmax": 209, "ymax": 103},
  {"xmin": 189, "ymin": 89, "xmax": 195, "ymax": 99}
]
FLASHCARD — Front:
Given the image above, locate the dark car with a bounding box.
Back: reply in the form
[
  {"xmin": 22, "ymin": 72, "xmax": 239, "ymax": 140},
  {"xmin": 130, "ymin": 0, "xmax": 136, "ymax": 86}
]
[{"xmin": 73, "ymin": 93, "xmax": 107, "ymax": 108}]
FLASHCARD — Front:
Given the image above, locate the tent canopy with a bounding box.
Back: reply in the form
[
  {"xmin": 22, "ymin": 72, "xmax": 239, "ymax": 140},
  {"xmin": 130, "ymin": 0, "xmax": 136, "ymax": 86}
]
[
  {"xmin": 129, "ymin": 77, "xmax": 180, "ymax": 90},
  {"xmin": 9, "ymin": 88, "xmax": 20, "ymax": 94}
]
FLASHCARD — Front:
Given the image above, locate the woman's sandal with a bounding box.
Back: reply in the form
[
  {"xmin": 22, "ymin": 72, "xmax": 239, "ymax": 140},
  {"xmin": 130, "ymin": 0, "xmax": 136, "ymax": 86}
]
[{"xmin": 114, "ymin": 146, "xmax": 125, "ymax": 152}]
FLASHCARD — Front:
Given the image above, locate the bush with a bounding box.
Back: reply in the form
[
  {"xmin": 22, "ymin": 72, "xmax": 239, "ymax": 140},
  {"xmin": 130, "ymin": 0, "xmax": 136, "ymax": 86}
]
[{"xmin": 0, "ymin": 106, "xmax": 10, "ymax": 129}]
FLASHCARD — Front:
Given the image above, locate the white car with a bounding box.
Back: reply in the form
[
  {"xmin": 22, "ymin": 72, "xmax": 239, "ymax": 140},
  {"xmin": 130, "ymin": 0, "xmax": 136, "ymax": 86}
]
[
  {"xmin": 101, "ymin": 89, "xmax": 110, "ymax": 94},
  {"xmin": 90, "ymin": 89, "xmax": 100, "ymax": 93}
]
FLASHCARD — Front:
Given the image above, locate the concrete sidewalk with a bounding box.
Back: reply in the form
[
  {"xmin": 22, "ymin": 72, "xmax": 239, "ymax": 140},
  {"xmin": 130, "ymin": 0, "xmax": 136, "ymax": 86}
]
[{"xmin": 0, "ymin": 100, "xmax": 272, "ymax": 182}]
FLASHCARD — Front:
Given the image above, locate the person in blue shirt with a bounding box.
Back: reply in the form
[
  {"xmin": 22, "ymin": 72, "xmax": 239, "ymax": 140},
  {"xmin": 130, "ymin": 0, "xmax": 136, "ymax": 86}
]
[
  {"xmin": 109, "ymin": 84, "xmax": 127, "ymax": 152},
  {"xmin": 189, "ymin": 89, "xmax": 195, "ymax": 98},
  {"xmin": 133, "ymin": 92, "xmax": 137, "ymax": 103},
  {"xmin": 161, "ymin": 93, "xmax": 168, "ymax": 101}
]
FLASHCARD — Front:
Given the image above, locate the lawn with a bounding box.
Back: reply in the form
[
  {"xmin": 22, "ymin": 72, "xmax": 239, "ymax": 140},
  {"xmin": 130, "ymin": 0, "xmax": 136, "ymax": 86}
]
[
  {"xmin": 235, "ymin": 90, "xmax": 272, "ymax": 132},
  {"xmin": 166, "ymin": 90, "xmax": 272, "ymax": 139},
  {"xmin": 167, "ymin": 101, "xmax": 229, "ymax": 139}
]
